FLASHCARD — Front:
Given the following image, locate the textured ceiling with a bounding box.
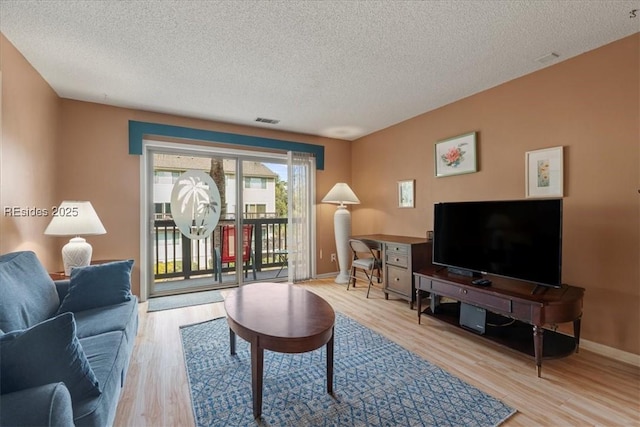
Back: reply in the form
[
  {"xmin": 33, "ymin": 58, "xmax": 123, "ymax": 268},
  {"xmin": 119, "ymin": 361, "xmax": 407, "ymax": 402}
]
[{"xmin": 1, "ymin": 1, "xmax": 638, "ymax": 140}]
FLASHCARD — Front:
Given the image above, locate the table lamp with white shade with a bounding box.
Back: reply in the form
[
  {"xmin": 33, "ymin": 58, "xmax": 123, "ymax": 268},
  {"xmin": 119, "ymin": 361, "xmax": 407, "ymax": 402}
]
[
  {"xmin": 321, "ymin": 183, "xmax": 360, "ymax": 284},
  {"xmin": 44, "ymin": 201, "xmax": 107, "ymax": 275}
]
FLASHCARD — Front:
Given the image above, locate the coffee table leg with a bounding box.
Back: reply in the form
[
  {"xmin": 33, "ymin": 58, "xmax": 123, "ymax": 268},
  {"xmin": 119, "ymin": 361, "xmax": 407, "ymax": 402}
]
[
  {"xmin": 229, "ymin": 329, "xmax": 236, "ymax": 355},
  {"xmin": 326, "ymin": 328, "xmax": 334, "ymax": 394},
  {"xmin": 251, "ymin": 340, "xmax": 264, "ymax": 419}
]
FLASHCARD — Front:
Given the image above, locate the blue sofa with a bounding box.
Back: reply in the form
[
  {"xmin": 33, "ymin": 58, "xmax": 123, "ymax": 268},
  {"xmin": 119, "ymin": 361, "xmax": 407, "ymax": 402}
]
[{"xmin": 0, "ymin": 251, "xmax": 138, "ymax": 427}]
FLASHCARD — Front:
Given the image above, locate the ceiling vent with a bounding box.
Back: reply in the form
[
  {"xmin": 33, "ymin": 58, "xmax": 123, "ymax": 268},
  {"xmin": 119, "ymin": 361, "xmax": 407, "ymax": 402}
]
[{"xmin": 255, "ymin": 117, "xmax": 280, "ymax": 125}]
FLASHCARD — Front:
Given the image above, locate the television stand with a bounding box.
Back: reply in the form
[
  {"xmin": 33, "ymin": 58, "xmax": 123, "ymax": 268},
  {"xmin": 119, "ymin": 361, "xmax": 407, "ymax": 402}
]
[
  {"xmin": 531, "ymin": 284, "xmax": 550, "ymax": 295},
  {"xmin": 414, "ymin": 266, "xmax": 584, "ymax": 377}
]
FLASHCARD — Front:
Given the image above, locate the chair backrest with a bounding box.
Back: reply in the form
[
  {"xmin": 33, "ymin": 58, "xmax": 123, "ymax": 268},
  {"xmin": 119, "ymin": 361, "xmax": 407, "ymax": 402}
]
[
  {"xmin": 221, "ymin": 224, "xmax": 253, "ymax": 263},
  {"xmin": 349, "ymin": 239, "xmax": 379, "ymax": 260}
]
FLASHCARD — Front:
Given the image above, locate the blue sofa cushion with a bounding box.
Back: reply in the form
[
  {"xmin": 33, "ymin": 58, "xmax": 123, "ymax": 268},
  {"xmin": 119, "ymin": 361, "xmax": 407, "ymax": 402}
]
[
  {"xmin": 0, "ymin": 251, "xmax": 60, "ymax": 332},
  {"xmin": 0, "ymin": 312, "xmax": 101, "ymax": 403},
  {"xmin": 0, "ymin": 382, "xmax": 74, "ymax": 427},
  {"xmin": 58, "ymin": 260, "xmax": 133, "ymax": 313},
  {"xmin": 74, "ymin": 299, "xmax": 138, "ymax": 340},
  {"xmin": 74, "ymin": 331, "xmax": 127, "ymax": 426}
]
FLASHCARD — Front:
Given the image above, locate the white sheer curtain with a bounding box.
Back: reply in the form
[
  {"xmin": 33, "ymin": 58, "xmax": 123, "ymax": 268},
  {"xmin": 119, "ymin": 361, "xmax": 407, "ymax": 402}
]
[{"xmin": 287, "ymin": 151, "xmax": 315, "ymax": 282}]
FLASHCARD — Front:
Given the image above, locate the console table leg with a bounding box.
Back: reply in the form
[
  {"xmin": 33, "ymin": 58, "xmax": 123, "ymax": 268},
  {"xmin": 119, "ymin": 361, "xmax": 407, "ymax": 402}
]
[
  {"xmin": 533, "ymin": 325, "xmax": 543, "ymax": 378},
  {"xmin": 416, "ymin": 288, "xmax": 422, "ymax": 324},
  {"xmin": 574, "ymin": 316, "xmax": 582, "ymax": 353},
  {"xmin": 430, "ymin": 294, "xmax": 441, "ymax": 314}
]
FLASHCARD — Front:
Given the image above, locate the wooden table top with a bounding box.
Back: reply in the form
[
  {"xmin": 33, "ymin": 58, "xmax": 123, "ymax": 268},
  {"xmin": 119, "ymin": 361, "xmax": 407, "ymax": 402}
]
[
  {"xmin": 351, "ymin": 234, "xmax": 429, "ymax": 245},
  {"xmin": 224, "ymin": 283, "xmax": 335, "ymax": 353}
]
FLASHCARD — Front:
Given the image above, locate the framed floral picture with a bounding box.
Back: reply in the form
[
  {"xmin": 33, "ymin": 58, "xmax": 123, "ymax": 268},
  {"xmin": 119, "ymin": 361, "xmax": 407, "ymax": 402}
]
[
  {"xmin": 525, "ymin": 146, "xmax": 563, "ymax": 198},
  {"xmin": 398, "ymin": 179, "xmax": 415, "ymax": 208},
  {"xmin": 435, "ymin": 132, "xmax": 477, "ymax": 177}
]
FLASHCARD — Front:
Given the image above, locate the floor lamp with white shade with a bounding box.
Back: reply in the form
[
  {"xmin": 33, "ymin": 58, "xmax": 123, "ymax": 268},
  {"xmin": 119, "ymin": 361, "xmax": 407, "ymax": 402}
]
[{"xmin": 321, "ymin": 183, "xmax": 360, "ymax": 284}]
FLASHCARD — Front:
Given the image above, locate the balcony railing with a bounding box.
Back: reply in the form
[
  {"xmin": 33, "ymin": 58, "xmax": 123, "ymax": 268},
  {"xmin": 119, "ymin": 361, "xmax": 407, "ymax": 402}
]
[{"xmin": 153, "ymin": 217, "xmax": 287, "ymax": 281}]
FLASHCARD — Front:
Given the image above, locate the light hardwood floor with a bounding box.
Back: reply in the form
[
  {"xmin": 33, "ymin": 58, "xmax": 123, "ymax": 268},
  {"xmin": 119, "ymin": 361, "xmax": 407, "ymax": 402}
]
[{"xmin": 114, "ymin": 279, "xmax": 640, "ymax": 426}]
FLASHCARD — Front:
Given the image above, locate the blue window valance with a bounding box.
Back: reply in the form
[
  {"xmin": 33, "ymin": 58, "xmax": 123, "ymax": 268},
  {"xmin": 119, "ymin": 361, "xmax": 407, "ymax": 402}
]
[{"xmin": 128, "ymin": 120, "xmax": 325, "ymax": 170}]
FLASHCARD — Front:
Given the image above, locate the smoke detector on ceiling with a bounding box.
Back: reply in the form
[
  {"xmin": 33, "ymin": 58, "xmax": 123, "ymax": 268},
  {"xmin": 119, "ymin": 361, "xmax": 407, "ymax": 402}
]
[
  {"xmin": 255, "ymin": 117, "xmax": 280, "ymax": 125},
  {"xmin": 535, "ymin": 52, "xmax": 560, "ymax": 64}
]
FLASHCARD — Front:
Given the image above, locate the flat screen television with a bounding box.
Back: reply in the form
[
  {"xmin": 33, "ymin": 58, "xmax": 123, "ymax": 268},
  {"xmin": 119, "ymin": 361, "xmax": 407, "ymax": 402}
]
[{"xmin": 433, "ymin": 199, "xmax": 562, "ymax": 288}]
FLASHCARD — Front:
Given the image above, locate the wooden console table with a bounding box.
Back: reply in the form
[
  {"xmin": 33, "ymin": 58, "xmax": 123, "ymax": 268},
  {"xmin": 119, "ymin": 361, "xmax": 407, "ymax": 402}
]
[
  {"xmin": 414, "ymin": 266, "xmax": 584, "ymax": 377},
  {"xmin": 352, "ymin": 234, "xmax": 430, "ymax": 308}
]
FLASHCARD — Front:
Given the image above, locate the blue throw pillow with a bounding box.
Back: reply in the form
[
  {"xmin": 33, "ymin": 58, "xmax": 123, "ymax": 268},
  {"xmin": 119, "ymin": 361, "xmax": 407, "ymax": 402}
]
[
  {"xmin": 57, "ymin": 260, "xmax": 134, "ymax": 313},
  {"xmin": 0, "ymin": 251, "xmax": 60, "ymax": 332},
  {"xmin": 0, "ymin": 312, "xmax": 101, "ymax": 403}
]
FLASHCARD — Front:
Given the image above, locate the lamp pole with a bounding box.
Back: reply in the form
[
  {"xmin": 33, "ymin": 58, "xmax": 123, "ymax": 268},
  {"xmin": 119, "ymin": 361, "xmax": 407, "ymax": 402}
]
[{"xmin": 333, "ymin": 203, "xmax": 351, "ymax": 284}]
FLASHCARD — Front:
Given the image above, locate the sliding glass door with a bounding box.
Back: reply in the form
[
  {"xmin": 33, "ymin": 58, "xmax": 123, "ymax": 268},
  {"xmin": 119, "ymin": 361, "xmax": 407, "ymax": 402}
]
[
  {"xmin": 143, "ymin": 141, "xmax": 298, "ymax": 298},
  {"xmin": 150, "ymin": 151, "xmax": 239, "ymax": 296}
]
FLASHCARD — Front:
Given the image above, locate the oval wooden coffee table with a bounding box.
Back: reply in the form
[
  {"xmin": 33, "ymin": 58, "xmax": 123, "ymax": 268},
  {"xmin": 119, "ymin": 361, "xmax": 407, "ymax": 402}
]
[{"xmin": 224, "ymin": 282, "xmax": 335, "ymax": 419}]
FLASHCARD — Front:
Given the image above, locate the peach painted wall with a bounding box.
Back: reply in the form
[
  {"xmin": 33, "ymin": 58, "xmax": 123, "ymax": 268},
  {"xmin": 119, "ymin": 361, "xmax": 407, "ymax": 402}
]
[
  {"xmin": 351, "ymin": 34, "xmax": 640, "ymax": 355},
  {"xmin": 56, "ymin": 101, "xmax": 350, "ymax": 296},
  {"xmin": 2, "ymin": 29, "xmax": 638, "ymax": 355},
  {"xmin": 0, "ymin": 34, "xmax": 60, "ymax": 269}
]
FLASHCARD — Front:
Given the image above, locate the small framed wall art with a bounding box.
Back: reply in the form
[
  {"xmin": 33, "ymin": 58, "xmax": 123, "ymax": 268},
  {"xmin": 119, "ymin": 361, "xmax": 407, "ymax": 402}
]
[
  {"xmin": 525, "ymin": 146, "xmax": 563, "ymax": 198},
  {"xmin": 435, "ymin": 132, "xmax": 477, "ymax": 177},
  {"xmin": 398, "ymin": 179, "xmax": 415, "ymax": 208}
]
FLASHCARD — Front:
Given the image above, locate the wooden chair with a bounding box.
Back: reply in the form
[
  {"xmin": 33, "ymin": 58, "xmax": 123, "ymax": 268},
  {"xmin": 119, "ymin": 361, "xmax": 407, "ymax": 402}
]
[
  {"xmin": 215, "ymin": 224, "xmax": 256, "ymax": 282},
  {"xmin": 347, "ymin": 239, "xmax": 382, "ymax": 298}
]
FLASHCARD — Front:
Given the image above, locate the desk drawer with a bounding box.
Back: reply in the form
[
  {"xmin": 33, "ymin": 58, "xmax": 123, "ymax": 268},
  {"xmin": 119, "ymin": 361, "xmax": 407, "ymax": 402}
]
[
  {"xmin": 385, "ymin": 244, "xmax": 409, "ymax": 268},
  {"xmin": 386, "ymin": 253, "xmax": 408, "ymax": 268},
  {"xmin": 430, "ymin": 280, "xmax": 512, "ymax": 313},
  {"xmin": 385, "ymin": 265, "xmax": 411, "ymax": 297},
  {"xmin": 384, "ymin": 243, "xmax": 409, "ymax": 256}
]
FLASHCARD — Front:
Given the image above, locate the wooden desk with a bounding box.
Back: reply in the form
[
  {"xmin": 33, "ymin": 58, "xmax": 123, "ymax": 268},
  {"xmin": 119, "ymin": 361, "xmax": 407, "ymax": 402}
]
[
  {"xmin": 352, "ymin": 234, "xmax": 430, "ymax": 308},
  {"xmin": 415, "ymin": 266, "xmax": 584, "ymax": 377},
  {"xmin": 224, "ymin": 283, "xmax": 335, "ymax": 419}
]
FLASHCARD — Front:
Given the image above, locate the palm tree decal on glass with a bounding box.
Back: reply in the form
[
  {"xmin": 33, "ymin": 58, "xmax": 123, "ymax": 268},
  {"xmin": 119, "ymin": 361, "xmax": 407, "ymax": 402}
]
[{"xmin": 170, "ymin": 170, "xmax": 221, "ymax": 239}]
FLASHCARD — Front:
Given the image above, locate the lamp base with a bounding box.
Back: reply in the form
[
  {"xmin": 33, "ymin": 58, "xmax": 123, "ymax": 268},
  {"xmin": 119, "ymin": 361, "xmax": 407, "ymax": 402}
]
[
  {"xmin": 333, "ymin": 206, "xmax": 352, "ymax": 285},
  {"xmin": 335, "ymin": 272, "xmax": 350, "ymax": 285},
  {"xmin": 62, "ymin": 237, "xmax": 93, "ymax": 275}
]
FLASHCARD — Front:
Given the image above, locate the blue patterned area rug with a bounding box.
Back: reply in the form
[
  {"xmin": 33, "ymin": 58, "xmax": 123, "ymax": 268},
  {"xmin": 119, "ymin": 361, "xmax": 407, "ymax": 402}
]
[{"xmin": 180, "ymin": 313, "xmax": 516, "ymax": 427}]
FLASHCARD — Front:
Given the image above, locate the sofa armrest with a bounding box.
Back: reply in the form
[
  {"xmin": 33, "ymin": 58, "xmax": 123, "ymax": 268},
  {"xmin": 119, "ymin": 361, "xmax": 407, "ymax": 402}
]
[
  {"xmin": 0, "ymin": 382, "xmax": 74, "ymax": 427},
  {"xmin": 54, "ymin": 279, "xmax": 71, "ymax": 302}
]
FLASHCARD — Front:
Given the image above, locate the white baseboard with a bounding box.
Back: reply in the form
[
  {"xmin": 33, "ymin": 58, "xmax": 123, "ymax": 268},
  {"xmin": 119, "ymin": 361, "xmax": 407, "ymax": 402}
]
[
  {"xmin": 580, "ymin": 339, "xmax": 640, "ymax": 368},
  {"xmin": 315, "ymin": 272, "xmax": 340, "ymax": 280}
]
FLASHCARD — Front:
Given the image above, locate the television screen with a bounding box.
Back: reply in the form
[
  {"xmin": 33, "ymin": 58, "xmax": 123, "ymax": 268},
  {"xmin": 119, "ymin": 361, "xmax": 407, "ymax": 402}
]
[{"xmin": 433, "ymin": 199, "xmax": 562, "ymax": 287}]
